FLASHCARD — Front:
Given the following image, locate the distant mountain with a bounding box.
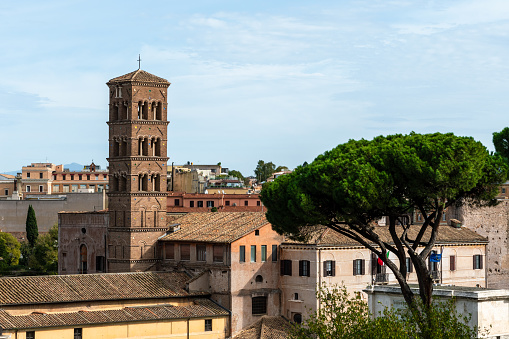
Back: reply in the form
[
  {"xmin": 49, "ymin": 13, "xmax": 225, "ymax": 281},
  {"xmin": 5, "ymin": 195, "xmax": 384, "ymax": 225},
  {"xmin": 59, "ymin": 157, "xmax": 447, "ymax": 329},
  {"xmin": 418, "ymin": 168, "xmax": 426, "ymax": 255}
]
[{"xmin": 64, "ymin": 163, "xmax": 84, "ymax": 171}]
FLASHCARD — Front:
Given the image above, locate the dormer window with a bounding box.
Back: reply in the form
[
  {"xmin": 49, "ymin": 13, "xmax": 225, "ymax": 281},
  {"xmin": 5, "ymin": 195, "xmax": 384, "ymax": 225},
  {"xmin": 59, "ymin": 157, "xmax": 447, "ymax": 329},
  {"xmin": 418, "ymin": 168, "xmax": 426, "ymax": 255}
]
[{"xmin": 115, "ymin": 86, "xmax": 122, "ymax": 98}]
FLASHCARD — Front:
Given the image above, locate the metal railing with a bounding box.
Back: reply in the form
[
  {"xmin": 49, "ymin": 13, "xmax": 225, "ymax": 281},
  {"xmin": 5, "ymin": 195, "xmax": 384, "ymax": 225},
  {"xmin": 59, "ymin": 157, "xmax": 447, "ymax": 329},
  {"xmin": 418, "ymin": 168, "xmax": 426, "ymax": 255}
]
[{"xmin": 374, "ymin": 273, "xmax": 389, "ymax": 284}]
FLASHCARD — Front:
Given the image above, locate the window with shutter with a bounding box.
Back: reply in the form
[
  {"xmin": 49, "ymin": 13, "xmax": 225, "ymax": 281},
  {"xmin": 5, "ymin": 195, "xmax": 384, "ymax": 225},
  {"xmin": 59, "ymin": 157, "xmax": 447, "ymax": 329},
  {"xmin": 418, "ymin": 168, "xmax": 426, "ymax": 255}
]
[
  {"xmin": 450, "ymin": 255, "xmax": 456, "ymax": 271},
  {"xmin": 324, "ymin": 260, "xmax": 335, "ymax": 276}
]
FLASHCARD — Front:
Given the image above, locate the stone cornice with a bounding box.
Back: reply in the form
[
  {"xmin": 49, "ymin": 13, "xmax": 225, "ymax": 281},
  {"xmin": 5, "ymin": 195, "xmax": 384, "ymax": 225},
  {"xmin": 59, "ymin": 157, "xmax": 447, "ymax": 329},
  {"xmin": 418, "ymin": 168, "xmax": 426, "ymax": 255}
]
[
  {"xmin": 107, "ymin": 156, "xmax": 169, "ymax": 162},
  {"xmin": 107, "ymin": 192, "xmax": 168, "ymax": 197},
  {"xmin": 107, "ymin": 227, "xmax": 168, "ymax": 232},
  {"xmin": 107, "ymin": 120, "xmax": 169, "ymax": 126}
]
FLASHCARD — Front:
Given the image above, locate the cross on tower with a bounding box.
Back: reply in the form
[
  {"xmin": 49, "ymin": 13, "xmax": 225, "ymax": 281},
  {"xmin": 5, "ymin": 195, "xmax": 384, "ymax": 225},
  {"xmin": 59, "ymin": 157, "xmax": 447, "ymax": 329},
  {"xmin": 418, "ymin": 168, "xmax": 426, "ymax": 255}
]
[{"xmin": 137, "ymin": 54, "xmax": 141, "ymax": 69}]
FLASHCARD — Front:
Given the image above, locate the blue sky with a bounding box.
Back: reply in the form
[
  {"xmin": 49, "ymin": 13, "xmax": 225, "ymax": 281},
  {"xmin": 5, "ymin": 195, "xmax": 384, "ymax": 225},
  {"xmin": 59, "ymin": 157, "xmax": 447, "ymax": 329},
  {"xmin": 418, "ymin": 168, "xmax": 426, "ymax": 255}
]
[{"xmin": 1, "ymin": 0, "xmax": 508, "ymax": 176}]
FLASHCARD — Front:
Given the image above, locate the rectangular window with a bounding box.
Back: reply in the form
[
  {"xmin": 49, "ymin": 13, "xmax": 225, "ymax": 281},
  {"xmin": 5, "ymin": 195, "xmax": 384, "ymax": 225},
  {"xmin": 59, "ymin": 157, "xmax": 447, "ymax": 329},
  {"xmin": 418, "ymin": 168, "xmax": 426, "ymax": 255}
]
[
  {"xmin": 39, "ymin": 172, "xmax": 43, "ymax": 179},
  {"xmin": 87, "ymin": 174, "xmax": 90, "ymax": 180},
  {"xmin": 197, "ymin": 245, "xmax": 206, "ymax": 261},
  {"xmin": 95, "ymin": 256, "xmax": 105, "ymax": 272},
  {"xmin": 240, "ymin": 245, "xmax": 245, "ymax": 262},
  {"xmin": 79, "ymin": 174, "xmax": 82, "ymax": 180},
  {"xmin": 63, "ymin": 185, "xmax": 70, "ymax": 192},
  {"xmin": 174, "ymin": 198, "xmax": 180, "ymax": 206},
  {"xmin": 272, "ymin": 245, "xmax": 278, "ymax": 262},
  {"xmin": 280, "ymin": 260, "xmax": 292, "ymax": 276},
  {"xmin": 251, "ymin": 245, "xmax": 256, "ymax": 262},
  {"xmin": 26, "ymin": 331, "xmax": 35, "ymax": 339},
  {"xmin": 74, "ymin": 328, "xmax": 82, "ymax": 339},
  {"xmin": 26, "ymin": 172, "xmax": 31, "ymax": 178},
  {"xmin": 4, "ymin": 188, "xmax": 8, "ymax": 195},
  {"xmin": 180, "ymin": 244, "xmax": 190, "ymax": 261},
  {"xmin": 213, "ymin": 245, "xmax": 223, "ymax": 262},
  {"xmin": 197, "ymin": 201, "xmax": 203, "ymax": 207},
  {"xmin": 442, "ymin": 213, "xmax": 447, "ymax": 221},
  {"xmin": 503, "ymin": 188, "xmax": 506, "ymax": 194},
  {"xmin": 53, "ymin": 174, "xmax": 57, "ymax": 180},
  {"xmin": 70, "ymin": 174, "xmax": 74, "ymax": 180},
  {"xmin": 53, "ymin": 185, "xmax": 59, "ymax": 192},
  {"xmin": 165, "ymin": 243, "xmax": 175, "ymax": 259},
  {"xmin": 353, "ymin": 259, "xmax": 365, "ymax": 275},
  {"xmin": 39, "ymin": 185, "xmax": 43, "ymax": 192},
  {"xmin": 261, "ymin": 245, "xmax": 267, "ymax": 262},
  {"xmin": 323, "ymin": 260, "xmax": 335, "ymax": 277},
  {"xmin": 244, "ymin": 200, "xmax": 248, "ymax": 206},
  {"xmin": 257, "ymin": 201, "xmax": 261, "ymax": 206},
  {"xmin": 252, "ymin": 296, "xmax": 267, "ymax": 315},
  {"xmin": 190, "ymin": 201, "xmax": 195, "ymax": 207},
  {"xmin": 450, "ymin": 255, "xmax": 456, "ymax": 271},
  {"xmin": 299, "ymin": 260, "xmax": 310, "ymax": 277},
  {"xmin": 473, "ymin": 254, "xmax": 483, "ymax": 270},
  {"xmin": 98, "ymin": 184, "xmax": 104, "ymax": 192},
  {"xmin": 207, "ymin": 201, "xmax": 214, "ymax": 207},
  {"xmin": 62, "ymin": 174, "xmax": 66, "ymax": 180},
  {"xmin": 406, "ymin": 257, "xmax": 413, "ymax": 273},
  {"xmin": 89, "ymin": 185, "xmax": 95, "ymax": 191},
  {"xmin": 225, "ymin": 200, "xmax": 230, "ymax": 206},
  {"xmin": 79, "ymin": 184, "xmax": 86, "ymax": 189},
  {"xmin": 95, "ymin": 174, "xmax": 99, "ymax": 180},
  {"xmin": 205, "ymin": 319, "xmax": 212, "ymax": 331},
  {"xmin": 26, "ymin": 185, "xmax": 31, "ymax": 193},
  {"xmin": 71, "ymin": 184, "xmax": 78, "ymax": 192}
]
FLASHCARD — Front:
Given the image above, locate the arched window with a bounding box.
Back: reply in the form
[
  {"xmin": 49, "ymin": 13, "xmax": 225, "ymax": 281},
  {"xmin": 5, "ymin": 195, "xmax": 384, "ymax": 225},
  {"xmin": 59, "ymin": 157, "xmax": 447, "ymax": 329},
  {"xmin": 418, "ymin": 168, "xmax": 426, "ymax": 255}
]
[
  {"xmin": 137, "ymin": 101, "xmax": 143, "ymax": 119},
  {"xmin": 142, "ymin": 101, "xmax": 149, "ymax": 119},
  {"xmin": 155, "ymin": 174, "xmax": 161, "ymax": 192},
  {"xmin": 80, "ymin": 244, "xmax": 88, "ymax": 274},
  {"xmin": 156, "ymin": 102, "xmax": 163, "ymax": 120},
  {"xmin": 152, "ymin": 102, "xmax": 157, "ymax": 120},
  {"xmin": 155, "ymin": 137, "xmax": 162, "ymax": 157},
  {"xmin": 255, "ymin": 275, "xmax": 263, "ymax": 283},
  {"xmin": 293, "ymin": 313, "xmax": 302, "ymax": 324}
]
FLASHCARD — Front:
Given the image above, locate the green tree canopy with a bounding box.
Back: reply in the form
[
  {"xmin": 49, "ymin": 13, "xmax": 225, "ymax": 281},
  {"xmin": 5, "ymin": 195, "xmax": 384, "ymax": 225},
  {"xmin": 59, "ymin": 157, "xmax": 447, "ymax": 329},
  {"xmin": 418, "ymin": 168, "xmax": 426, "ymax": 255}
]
[
  {"xmin": 493, "ymin": 127, "xmax": 509, "ymax": 161},
  {"xmin": 261, "ymin": 132, "xmax": 506, "ymax": 317},
  {"xmin": 254, "ymin": 160, "xmax": 276, "ymax": 183},
  {"xmin": 0, "ymin": 233, "xmax": 21, "ymax": 267},
  {"xmin": 26, "ymin": 205, "xmax": 38, "ymax": 248},
  {"xmin": 28, "ymin": 223, "xmax": 58, "ymax": 275}
]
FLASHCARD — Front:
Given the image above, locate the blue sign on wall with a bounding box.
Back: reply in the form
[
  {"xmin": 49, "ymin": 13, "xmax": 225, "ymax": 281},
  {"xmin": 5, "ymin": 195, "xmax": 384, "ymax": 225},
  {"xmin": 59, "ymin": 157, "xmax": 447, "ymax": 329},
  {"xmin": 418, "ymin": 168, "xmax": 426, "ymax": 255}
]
[{"xmin": 430, "ymin": 253, "xmax": 442, "ymax": 262}]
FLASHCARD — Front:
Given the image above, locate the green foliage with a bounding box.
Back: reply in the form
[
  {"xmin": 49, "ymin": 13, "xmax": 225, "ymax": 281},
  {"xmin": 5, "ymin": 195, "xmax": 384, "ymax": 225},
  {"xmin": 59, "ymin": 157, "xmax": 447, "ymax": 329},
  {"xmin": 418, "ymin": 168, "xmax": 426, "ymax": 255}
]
[
  {"xmin": 27, "ymin": 224, "xmax": 58, "ymax": 275},
  {"xmin": 254, "ymin": 160, "xmax": 276, "ymax": 183},
  {"xmin": 25, "ymin": 205, "xmax": 38, "ymax": 247},
  {"xmin": 0, "ymin": 233, "xmax": 21, "ymax": 268},
  {"xmin": 275, "ymin": 165, "xmax": 289, "ymax": 172},
  {"xmin": 290, "ymin": 284, "xmax": 484, "ymax": 339},
  {"xmin": 211, "ymin": 207, "xmax": 218, "ymax": 212},
  {"xmin": 493, "ymin": 127, "xmax": 509, "ymax": 159}
]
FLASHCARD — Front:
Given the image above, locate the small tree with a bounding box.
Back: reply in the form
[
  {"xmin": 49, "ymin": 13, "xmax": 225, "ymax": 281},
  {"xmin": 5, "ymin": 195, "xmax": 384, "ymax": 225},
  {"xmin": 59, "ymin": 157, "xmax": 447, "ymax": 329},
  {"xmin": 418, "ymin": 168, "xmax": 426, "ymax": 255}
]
[
  {"xmin": 0, "ymin": 233, "xmax": 21, "ymax": 267},
  {"xmin": 291, "ymin": 284, "xmax": 483, "ymax": 339},
  {"xmin": 26, "ymin": 205, "xmax": 38, "ymax": 248},
  {"xmin": 28, "ymin": 224, "xmax": 58, "ymax": 275},
  {"xmin": 254, "ymin": 160, "xmax": 276, "ymax": 183}
]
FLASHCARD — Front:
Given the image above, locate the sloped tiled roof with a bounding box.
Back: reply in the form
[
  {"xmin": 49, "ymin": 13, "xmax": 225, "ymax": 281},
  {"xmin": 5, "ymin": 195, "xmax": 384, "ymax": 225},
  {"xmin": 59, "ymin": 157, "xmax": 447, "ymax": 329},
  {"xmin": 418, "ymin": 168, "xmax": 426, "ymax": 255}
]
[
  {"xmin": 284, "ymin": 224, "xmax": 488, "ymax": 247},
  {"xmin": 160, "ymin": 212, "xmax": 269, "ymax": 243},
  {"xmin": 107, "ymin": 69, "xmax": 170, "ymax": 84},
  {"xmin": 0, "ymin": 299, "xmax": 228, "ymax": 330},
  {"xmin": 0, "ymin": 174, "xmax": 15, "ymax": 180},
  {"xmin": 0, "ymin": 272, "xmax": 203, "ymax": 306},
  {"xmin": 234, "ymin": 316, "xmax": 291, "ymax": 339}
]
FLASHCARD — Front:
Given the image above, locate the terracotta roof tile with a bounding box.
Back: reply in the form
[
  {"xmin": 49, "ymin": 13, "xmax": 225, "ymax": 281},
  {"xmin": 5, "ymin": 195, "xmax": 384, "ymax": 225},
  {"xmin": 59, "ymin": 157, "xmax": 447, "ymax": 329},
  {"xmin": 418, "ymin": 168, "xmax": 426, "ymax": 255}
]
[
  {"xmin": 0, "ymin": 272, "xmax": 200, "ymax": 306},
  {"xmin": 0, "ymin": 299, "xmax": 228, "ymax": 330},
  {"xmin": 284, "ymin": 224, "xmax": 488, "ymax": 247},
  {"xmin": 160, "ymin": 212, "xmax": 269, "ymax": 243},
  {"xmin": 234, "ymin": 316, "xmax": 291, "ymax": 339},
  {"xmin": 107, "ymin": 69, "xmax": 170, "ymax": 84}
]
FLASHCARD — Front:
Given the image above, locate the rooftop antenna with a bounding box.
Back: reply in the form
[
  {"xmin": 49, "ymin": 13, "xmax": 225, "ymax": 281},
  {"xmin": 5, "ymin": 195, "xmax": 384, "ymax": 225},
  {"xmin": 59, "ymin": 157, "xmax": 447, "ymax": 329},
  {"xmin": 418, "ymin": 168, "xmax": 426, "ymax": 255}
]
[{"xmin": 137, "ymin": 54, "xmax": 141, "ymax": 70}]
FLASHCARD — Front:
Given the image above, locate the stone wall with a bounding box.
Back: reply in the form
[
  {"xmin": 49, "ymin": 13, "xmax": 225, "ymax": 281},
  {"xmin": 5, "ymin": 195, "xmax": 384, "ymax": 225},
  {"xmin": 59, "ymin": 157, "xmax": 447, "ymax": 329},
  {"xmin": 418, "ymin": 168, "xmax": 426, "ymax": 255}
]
[
  {"xmin": 451, "ymin": 201, "xmax": 509, "ymax": 288},
  {"xmin": 0, "ymin": 192, "xmax": 106, "ymax": 233}
]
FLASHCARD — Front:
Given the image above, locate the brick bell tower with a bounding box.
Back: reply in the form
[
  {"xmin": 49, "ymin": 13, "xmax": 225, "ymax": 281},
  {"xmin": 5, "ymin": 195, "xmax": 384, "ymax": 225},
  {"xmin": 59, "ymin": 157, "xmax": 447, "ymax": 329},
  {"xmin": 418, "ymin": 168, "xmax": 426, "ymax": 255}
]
[{"xmin": 106, "ymin": 69, "xmax": 170, "ymax": 272}]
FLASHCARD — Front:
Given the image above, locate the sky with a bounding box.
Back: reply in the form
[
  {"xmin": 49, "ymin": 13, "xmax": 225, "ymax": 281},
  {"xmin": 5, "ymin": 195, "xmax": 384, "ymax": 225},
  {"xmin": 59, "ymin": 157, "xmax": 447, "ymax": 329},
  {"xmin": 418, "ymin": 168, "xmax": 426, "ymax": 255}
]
[{"xmin": 1, "ymin": 0, "xmax": 508, "ymax": 176}]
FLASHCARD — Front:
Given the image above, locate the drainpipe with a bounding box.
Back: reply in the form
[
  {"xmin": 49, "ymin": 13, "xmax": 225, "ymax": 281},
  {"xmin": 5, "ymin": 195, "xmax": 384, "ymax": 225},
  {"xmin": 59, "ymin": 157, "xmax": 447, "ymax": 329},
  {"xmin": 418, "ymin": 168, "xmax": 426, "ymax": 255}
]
[
  {"xmin": 187, "ymin": 318, "xmax": 190, "ymax": 339},
  {"xmin": 318, "ymin": 248, "xmax": 322, "ymax": 313}
]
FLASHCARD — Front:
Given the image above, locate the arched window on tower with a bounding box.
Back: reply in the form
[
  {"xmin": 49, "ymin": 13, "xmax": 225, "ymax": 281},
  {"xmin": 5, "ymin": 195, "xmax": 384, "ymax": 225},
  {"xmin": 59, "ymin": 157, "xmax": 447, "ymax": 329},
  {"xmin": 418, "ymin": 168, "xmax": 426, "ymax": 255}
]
[
  {"xmin": 121, "ymin": 102, "xmax": 128, "ymax": 120},
  {"xmin": 155, "ymin": 174, "xmax": 161, "ymax": 192},
  {"xmin": 156, "ymin": 102, "xmax": 163, "ymax": 120},
  {"xmin": 138, "ymin": 174, "xmax": 144, "ymax": 191},
  {"xmin": 143, "ymin": 173, "xmax": 148, "ymax": 191},
  {"xmin": 142, "ymin": 101, "xmax": 149, "ymax": 120},
  {"xmin": 155, "ymin": 138, "xmax": 162, "ymax": 157},
  {"xmin": 113, "ymin": 140, "xmax": 120, "ymax": 157},
  {"xmin": 137, "ymin": 101, "xmax": 143, "ymax": 120},
  {"xmin": 152, "ymin": 102, "xmax": 158, "ymax": 120},
  {"xmin": 80, "ymin": 244, "xmax": 88, "ymax": 274}
]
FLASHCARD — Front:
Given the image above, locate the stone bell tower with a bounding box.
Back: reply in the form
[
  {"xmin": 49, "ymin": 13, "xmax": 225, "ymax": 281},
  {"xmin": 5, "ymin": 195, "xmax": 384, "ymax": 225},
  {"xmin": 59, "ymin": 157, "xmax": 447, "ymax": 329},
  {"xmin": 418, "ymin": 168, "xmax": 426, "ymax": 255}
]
[{"xmin": 106, "ymin": 69, "xmax": 170, "ymax": 272}]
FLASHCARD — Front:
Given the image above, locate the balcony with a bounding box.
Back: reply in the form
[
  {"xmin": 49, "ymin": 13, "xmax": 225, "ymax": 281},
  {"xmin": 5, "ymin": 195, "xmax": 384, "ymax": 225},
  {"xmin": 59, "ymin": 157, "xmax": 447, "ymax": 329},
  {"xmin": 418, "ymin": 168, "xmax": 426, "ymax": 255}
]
[{"xmin": 373, "ymin": 273, "xmax": 389, "ymax": 284}]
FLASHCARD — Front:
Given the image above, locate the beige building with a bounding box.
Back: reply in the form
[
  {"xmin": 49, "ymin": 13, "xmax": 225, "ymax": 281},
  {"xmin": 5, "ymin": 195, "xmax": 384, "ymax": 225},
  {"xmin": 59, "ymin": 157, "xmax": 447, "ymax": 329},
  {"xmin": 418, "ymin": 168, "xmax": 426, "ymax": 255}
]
[
  {"xmin": 159, "ymin": 212, "xmax": 284, "ymax": 335},
  {"xmin": 0, "ymin": 272, "xmax": 229, "ymax": 339},
  {"xmin": 280, "ymin": 224, "xmax": 487, "ymax": 323},
  {"xmin": 0, "ymin": 174, "xmax": 16, "ymax": 199}
]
